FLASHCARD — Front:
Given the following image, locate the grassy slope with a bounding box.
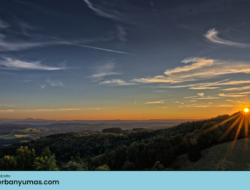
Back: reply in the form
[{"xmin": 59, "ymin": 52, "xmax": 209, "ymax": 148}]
[
  {"xmin": 0, "ymin": 134, "xmax": 15, "ymax": 139},
  {"xmin": 171, "ymin": 138, "xmax": 250, "ymax": 171}
]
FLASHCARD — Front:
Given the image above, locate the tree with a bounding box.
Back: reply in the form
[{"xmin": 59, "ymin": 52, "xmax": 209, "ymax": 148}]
[
  {"xmin": 147, "ymin": 136, "xmax": 175, "ymax": 167},
  {"xmin": 152, "ymin": 161, "xmax": 165, "ymax": 171},
  {"xmin": 61, "ymin": 161, "xmax": 85, "ymax": 171},
  {"xmin": 102, "ymin": 128, "xmax": 122, "ymax": 134},
  {"xmin": 16, "ymin": 146, "xmax": 36, "ymax": 170},
  {"xmin": 33, "ymin": 148, "xmax": 58, "ymax": 171},
  {"xmin": 40, "ymin": 147, "xmax": 51, "ymax": 157},
  {"xmin": 114, "ymin": 145, "xmax": 128, "ymax": 170},
  {"xmin": 95, "ymin": 164, "xmax": 110, "ymax": 171},
  {"xmin": 127, "ymin": 142, "xmax": 139, "ymax": 163},
  {"xmin": 123, "ymin": 161, "xmax": 135, "ymax": 171},
  {"xmin": 0, "ymin": 155, "xmax": 17, "ymax": 171}
]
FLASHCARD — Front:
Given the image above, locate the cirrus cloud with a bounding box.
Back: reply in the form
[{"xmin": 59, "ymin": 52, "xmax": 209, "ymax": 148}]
[
  {"xmin": 205, "ymin": 28, "xmax": 250, "ymax": 48},
  {"xmin": 0, "ymin": 57, "xmax": 65, "ymax": 70},
  {"xmin": 100, "ymin": 79, "xmax": 135, "ymax": 86},
  {"xmin": 132, "ymin": 58, "xmax": 250, "ymax": 84}
]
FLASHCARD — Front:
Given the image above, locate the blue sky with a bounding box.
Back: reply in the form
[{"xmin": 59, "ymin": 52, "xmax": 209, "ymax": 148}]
[{"xmin": 1, "ymin": 0, "xmax": 250, "ymax": 120}]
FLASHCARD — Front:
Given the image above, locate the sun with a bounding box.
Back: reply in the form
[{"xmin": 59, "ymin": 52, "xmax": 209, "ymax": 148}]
[{"xmin": 244, "ymin": 108, "xmax": 249, "ymax": 113}]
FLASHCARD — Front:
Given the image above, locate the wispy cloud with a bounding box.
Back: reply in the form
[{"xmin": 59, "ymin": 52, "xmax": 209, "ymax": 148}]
[
  {"xmin": 41, "ymin": 85, "xmax": 47, "ymax": 89},
  {"xmin": 63, "ymin": 42, "xmax": 135, "ymax": 55},
  {"xmin": 0, "ymin": 19, "xmax": 8, "ymax": 29},
  {"xmin": 219, "ymin": 93, "xmax": 247, "ymax": 97},
  {"xmin": 216, "ymin": 105, "xmax": 236, "ymax": 107},
  {"xmin": 226, "ymin": 100, "xmax": 249, "ymax": 104},
  {"xmin": 205, "ymin": 29, "xmax": 250, "ymax": 48},
  {"xmin": 0, "ymin": 18, "xmax": 133, "ymax": 55},
  {"xmin": 0, "ymin": 57, "xmax": 65, "ymax": 70},
  {"xmin": 194, "ymin": 96, "xmax": 221, "ymax": 100},
  {"xmin": 117, "ymin": 25, "xmax": 127, "ymax": 42},
  {"xmin": 223, "ymin": 86, "xmax": 250, "ymax": 91},
  {"xmin": 83, "ymin": 0, "xmax": 118, "ymax": 20},
  {"xmin": 179, "ymin": 104, "xmax": 209, "ymax": 108},
  {"xmin": 90, "ymin": 61, "xmax": 119, "ymax": 82},
  {"xmin": 0, "ymin": 104, "xmax": 15, "ymax": 108},
  {"xmin": 186, "ymin": 100, "xmax": 197, "ymax": 103},
  {"xmin": 0, "ymin": 36, "xmax": 57, "ymax": 52},
  {"xmin": 179, "ymin": 104, "xmax": 237, "ymax": 108},
  {"xmin": 144, "ymin": 100, "xmax": 166, "ymax": 104},
  {"xmin": 100, "ymin": 79, "xmax": 135, "ymax": 86},
  {"xmin": 46, "ymin": 78, "xmax": 64, "ymax": 87},
  {"xmin": 197, "ymin": 93, "xmax": 204, "ymax": 97},
  {"xmin": 185, "ymin": 95, "xmax": 221, "ymax": 100},
  {"xmin": 161, "ymin": 79, "xmax": 250, "ymax": 90},
  {"xmin": 160, "ymin": 106, "xmax": 168, "ymax": 109},
  {"xmin": 133, "ymin": 58, "xmax": 250, "ymax": 84},
  {"xmin": 22, "ymin": 80, "xmax": 32, "ymax": 83},
  {"xmin": 189, "ymin": 86, "xmax": 219, "ymax": 90},
  {"xmin": 21, "ymin": 108, "xmax": 86, "ymax": 112},
  {"xmin": 0, "ymin": 109, "xmax": 14, "ymax": 113},
  {"xmin": 19, "ymin": 107, "xmax": 121, "ymax": 112}
]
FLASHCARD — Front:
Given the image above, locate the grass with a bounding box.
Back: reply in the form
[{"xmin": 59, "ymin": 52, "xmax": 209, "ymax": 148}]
[
  {"xmin": 171, "ymin": 138, "xmax": 250, "ymax": 171},
  {"xmin": 12, "ymin": 129, "xmax": 29, "ymax": 132},
  {"xmin": 14, "ymin": 134, "xmax": 31, "ymax": 138},
  {"xmin": 0, "ymin": 134, "xmax": 15, "ymax": 139}
]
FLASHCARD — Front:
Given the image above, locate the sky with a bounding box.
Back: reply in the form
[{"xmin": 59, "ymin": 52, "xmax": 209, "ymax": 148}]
[{"xmin": 1, "ymin": 0, "xmax": 250, "ymax": 120}]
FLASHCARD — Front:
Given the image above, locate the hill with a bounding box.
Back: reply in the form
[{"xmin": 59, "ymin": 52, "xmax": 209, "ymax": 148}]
[
  {"xmin": 171, "ymin": 138, "xmax": 250, "ymax": 171},
  {"xmin": 0, "ymin": 112, "xmax": 247, "ymax": 171}
]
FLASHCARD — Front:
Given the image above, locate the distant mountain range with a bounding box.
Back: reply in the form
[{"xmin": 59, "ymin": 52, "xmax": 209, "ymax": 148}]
[{"xmin": 0, "ymin": 118, "xmax": 196, "ymax": 125}]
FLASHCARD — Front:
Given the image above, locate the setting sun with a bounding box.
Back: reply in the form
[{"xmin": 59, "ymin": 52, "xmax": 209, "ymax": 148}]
[{"xmin": 244, "ymin": 108, "xmax": 249, "ymax": 113}]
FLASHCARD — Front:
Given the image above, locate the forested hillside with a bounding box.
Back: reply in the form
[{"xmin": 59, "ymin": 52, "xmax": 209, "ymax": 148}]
[{"xmin": 0, "ymin": 112, "xmax": 247, "ymax": 171}]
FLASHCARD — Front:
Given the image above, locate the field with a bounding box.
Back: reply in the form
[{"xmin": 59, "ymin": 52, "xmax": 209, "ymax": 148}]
[
  {"xmin": 14, "ymin": 134, "xmax": 31, "ymax": 138},
  {"xmin": 0, "ymin": 134, "xmax": 15, "ymax": 139},
  {"xmin": 171, "ymin": 138, "xmax": 250, "ymax": 171}
]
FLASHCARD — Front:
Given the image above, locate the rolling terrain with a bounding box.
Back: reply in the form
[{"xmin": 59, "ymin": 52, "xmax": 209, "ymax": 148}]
[{"xmin": 171, "ymin": 138, "xmax": 250, "ymax": 171}]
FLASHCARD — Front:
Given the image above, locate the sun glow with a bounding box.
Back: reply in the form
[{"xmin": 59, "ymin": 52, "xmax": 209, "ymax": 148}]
[
  {"xmin": 193, "ymin": 105, "xmax": 250, "ymax": 158},
  {"xmin": 244, "ymin": 108, "xmax": 249, "ymax": 113}
]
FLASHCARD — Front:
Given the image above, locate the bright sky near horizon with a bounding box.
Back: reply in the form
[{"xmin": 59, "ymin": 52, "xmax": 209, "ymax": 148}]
[{"xmin": 0, "ymin": 0, "xmax": 250, "ymax": 120}]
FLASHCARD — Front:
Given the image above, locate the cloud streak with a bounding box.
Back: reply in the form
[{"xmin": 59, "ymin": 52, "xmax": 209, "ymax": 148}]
[
  {"xmin": 46, "ymin": 78, "xmax": 64, "ymax": 87},
  {"xmin": 144, "ymin": 100, "xmax": 166, "ymax": 104},
  {"xmin": 90, "ymin": 61, "xmax": 119, "ymax": 82},
  {"xmin": 160, "ymin": 79, "xmax": 250, "ymax": 90},
  {"xmin": 219, "ymin": 93, "xmax": 247, "ymax": 97},
  {"xmin": 223, "ymin": 86, "xmax": 250, "ymax": 91},
  {"xmin": 11, "ymin": 107, "xmax": 122, "ymax": 112},
  {"xmin": 133, "ymin": 58, "xmax": 250, "ymax": 84},
  {"xmin": 83, "ymin": 0, "xmax": 118, "ymax": 20},
  {"xmin": 0, "ymin": 109, "xmax": 14, "ymax": 113},
  {"xmin": 205, "ymin": 29, "xmax": 250, "ymax": 48},
  {"xmin": 100, "ymin": 79, "xmax": 135, "ymax": 86},
  {"xmin": 63, "ymin": 42, "xmax": 135, "ymax": 55},
  {"xmin": 0, "ymin": 57, "xmax": 65, "ymax": 70}
]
